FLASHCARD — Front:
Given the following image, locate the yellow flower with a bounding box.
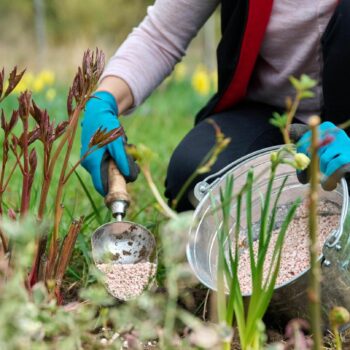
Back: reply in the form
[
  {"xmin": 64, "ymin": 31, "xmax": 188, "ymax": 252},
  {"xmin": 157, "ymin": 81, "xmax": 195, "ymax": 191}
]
[
  {"xmin": 13, "ymin": 72, "xmax": 35, "ymax": 93},
  {"xmin": 45, "ymin": 88, "xmax": 56, "ymax": 101},
  {"xmin": 294, "ymin": 153, "xmax": 310, "ymax": 170},
  {"xmin": 174, "ymin": 63, "xmax": 187, "ymax": 82},
  {"xmin": 33, "ymin": 77, "xmax": 45, "ymax": 93},
  {"xmin": 191, "ymin": 66, "xmax": 211, "ymax": 96},
  {"xmin": 38, "ymin": 69, "xmax": 55, "ymax": 86}
]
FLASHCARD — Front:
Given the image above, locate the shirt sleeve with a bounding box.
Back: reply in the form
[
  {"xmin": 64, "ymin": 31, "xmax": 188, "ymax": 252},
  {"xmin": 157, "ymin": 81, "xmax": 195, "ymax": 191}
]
[{"xmin": 100, "ymin": 0, "xmax": 219, "ymax": 111}]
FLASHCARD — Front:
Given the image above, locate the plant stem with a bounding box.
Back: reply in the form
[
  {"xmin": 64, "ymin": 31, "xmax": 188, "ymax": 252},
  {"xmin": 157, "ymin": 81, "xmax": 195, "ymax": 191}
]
[
  {"xmin": 47, "ymin": 106, "xmax": 82, "ymax": 278},
  {"xmin": 46, "ymin": 106, "xmax": 81, "ymax": 181},
  {"xmin": 333, "ymin": 327, "xmax": 341, "ymax": 350},
  {"xmin": 62, "ymin": 148, "xmax": 98, "ymax": 184},
  {"xmin": 223, "ymin": 342, "xmax": 230, "ymax": 350},
  {"xmin": 171, "ymin": 136, "xmax": 230, "ymax": 210},
  {"xmin": 307, "ymin": 115, "xmax": 323, "ymax": 349},
  {"xmin": 29, "ymin": 147, "xmax": 53, "ymax": 286},
  {"xmin": 0, "ymin": 140, "xmax": 8, "ymax": 215},
  {"xmin": 338, "ymin": 119, "xmax": 350, "ymax": 131},
  {"xmin": 141, "ymin": 164, "xmax": 177, "ymax": 220},
  {"xmin": 282, "ymin": 91, "xmax": 302, "ymax": 145},
  {"xmin": 2, "ymin": 156, "xmax": 21, "ymax": 194},
  {"xmin": 20, "ymin": 115, "xmax": 30, "ymax": 216}
]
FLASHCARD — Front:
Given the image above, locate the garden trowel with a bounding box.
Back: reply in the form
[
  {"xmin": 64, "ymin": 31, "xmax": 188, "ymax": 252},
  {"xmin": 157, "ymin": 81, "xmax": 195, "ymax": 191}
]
[{"xmin": 91, "ymin": 159, "xmax": 157, "ymax": 299}]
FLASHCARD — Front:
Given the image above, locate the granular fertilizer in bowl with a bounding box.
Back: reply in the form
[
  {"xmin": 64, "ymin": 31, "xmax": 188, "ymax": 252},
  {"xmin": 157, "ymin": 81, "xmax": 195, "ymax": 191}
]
[
  {"xmin": 97, "ymin": 262, "xmax": 156, "ymax": 300},
  {"xmin": 233, "ymin": 199, "xmax": 340, "ymax": 295}
]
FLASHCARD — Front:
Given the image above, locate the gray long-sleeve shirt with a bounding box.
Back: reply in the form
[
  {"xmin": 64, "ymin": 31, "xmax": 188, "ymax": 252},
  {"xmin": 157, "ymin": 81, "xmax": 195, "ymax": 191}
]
[{"xmin": 101, "ymin": 0, "xmax": 337, "ymax": 121}]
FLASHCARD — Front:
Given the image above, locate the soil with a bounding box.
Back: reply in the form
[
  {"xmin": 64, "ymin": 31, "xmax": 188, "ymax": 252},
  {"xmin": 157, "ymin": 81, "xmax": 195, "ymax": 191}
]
[
  {"xmin": 234, "ymin": 199, "xmax": 340, "ymax": 295},
  {"xmin": 97, "ymin": 261, "xmax": 156, "ymax": 300}
]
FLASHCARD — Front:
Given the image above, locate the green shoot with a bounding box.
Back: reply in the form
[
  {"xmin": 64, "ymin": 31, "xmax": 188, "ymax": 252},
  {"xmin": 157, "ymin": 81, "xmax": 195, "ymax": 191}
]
[{"xmin": 213, "ymin": 149, "xmax": 302, "ymax": 350}]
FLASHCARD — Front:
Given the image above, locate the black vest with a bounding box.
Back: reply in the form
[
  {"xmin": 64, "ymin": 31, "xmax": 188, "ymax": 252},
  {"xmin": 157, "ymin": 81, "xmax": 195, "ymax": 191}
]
[{"xmin": 195, "ymin": 0, "xmax": 273, "ymax": 123}]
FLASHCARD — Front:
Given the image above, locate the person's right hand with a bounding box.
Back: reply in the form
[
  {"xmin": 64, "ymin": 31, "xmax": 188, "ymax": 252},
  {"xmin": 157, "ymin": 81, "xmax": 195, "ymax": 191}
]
[{"xmin": 80, "ymin": 91, "xmax": 139, "ymax": 196}]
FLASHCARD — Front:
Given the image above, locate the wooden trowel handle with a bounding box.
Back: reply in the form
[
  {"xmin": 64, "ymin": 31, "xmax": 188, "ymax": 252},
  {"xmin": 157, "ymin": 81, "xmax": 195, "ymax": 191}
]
[{"xmin": 104, "ymin": 160, "xmax": 130, "ymax": 209}]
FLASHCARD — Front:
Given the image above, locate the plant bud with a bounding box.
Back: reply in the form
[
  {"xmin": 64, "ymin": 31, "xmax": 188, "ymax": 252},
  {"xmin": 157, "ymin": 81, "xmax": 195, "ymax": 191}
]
[
  {"xmin": 270, "ymin": 151, "xmax": 278, "ymax": 163},
  {"xmin": 8, "ymin": 110, "xmax": 19, "ymax": 132},
  {"xmin": 4, "ymin": 67, "xmax": 25, "ymax": 98},
  {"xmin": 330, "ymin": 306, "xmax": 350, "ymax": 327},
  {"xmin": 18, "ymin": 91, "xmax": 32, "ymax": 118},
  {"xmin": 294, "ymin": 153, "xmax": 310, "ymax": 170}
]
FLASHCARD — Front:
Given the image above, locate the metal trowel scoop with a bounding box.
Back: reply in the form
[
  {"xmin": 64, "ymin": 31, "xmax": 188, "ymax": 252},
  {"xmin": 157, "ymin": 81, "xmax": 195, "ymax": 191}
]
[{"xmin": 91, "ymin": 160, "xmax": 157, "ymax": 299}]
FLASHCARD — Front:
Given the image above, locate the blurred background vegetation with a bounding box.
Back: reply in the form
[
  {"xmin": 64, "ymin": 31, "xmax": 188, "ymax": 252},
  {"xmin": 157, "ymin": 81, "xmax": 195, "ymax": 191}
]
[
  {"xmin": 0, "ymin": 1, "xmax": 221, "ymax": 300},
  {"xmin": 0, "ymin": 0, "xmax": 219, "ymax": 80}
]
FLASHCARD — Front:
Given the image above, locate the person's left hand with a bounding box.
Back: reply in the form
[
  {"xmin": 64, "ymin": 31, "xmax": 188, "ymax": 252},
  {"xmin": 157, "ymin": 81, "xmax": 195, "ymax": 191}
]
[
  {"xmin": 297, "ymin": 122, "xmax": 350, "ymax": 176},
  {"xmin": 295, "ymin": 121, "xmax": 350, "ymax": 190}
]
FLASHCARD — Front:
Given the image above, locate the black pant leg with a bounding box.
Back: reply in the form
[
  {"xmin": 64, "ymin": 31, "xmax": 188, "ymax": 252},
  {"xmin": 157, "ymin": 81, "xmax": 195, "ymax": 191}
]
[
  {"xmin": 322, "ymin": 0, "xmax": 350, "ymax": 125},
  {"xmin": 164, "ymin": 101, "xmax": 285, "ymax": 212}
]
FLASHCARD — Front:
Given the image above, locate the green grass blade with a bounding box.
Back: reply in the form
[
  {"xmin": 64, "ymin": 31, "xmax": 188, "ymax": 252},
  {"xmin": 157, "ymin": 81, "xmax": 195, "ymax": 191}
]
[
  {"xmin": 225, "ymin": 178, "xmax": 237, "ymax": 323},
  {"xmin": 211, "ymin": 192, "xmax": 226, "ymax": 324},
  {"xmin": 263, "ymin": 197, "xmax": 301, "ymax": 290},
  {"xmin": 249, "ymin": 172, "xmax": 286, "ymax": 318},
  {"xmin": 76, "ymin": 233, "xmax": 93, "ymax": 266},
  {"xmin": 245, "ymin": 198, "xmax": 300, "ymax": 340},
  {"xmin": 217, "ymin": 176, "xmax": 234, "ymax": 322},
  {"xmin": 225, "ymin": 193, "xmax": 246, "ymax": 337},
  {"xmin": 245, "ymin": 170, "xmax": 257, "ymax": 282},
  {"xmin": 257, "ymin": 169, "xmax": 276, "ymax": 270},
  {"xmin": 74, "ymin": 169, "xmax": 103, "ymax": 225},
  {"xmin": 256, "ymin": 176, "xmax": 289, "ymax": 277}
]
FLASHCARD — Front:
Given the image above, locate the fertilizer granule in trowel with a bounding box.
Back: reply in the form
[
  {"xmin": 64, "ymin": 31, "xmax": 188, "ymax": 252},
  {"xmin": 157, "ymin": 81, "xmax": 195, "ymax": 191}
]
[
  {"xmin": 233, "ymin": 199, "xmax": 340, "ymax": 295},
  {"xmin": 97, "ymin": 262, "xmax": 156, "ymax": 300}
]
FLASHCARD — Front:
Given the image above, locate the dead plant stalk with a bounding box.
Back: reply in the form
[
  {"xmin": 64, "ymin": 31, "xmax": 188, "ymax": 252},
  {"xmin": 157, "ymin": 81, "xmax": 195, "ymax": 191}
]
[{"xmin": 308, "ymin": 115, "xmax": 323, "ymax": 349}]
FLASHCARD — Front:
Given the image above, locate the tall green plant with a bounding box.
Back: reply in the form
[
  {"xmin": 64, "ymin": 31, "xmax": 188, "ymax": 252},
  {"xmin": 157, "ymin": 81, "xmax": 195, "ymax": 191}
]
[{"xmin": 213, "ymin": 146, "xmax": 308, "ymax": 350}]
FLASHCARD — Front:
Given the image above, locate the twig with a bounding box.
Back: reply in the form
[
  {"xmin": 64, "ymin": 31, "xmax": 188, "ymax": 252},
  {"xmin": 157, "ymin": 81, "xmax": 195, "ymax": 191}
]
[
  {"xmin": 141, "ymin": 164, "xmax": 177, "ymax": 220},
  {"xmin": 10, "ymin": 146, "xmax": 25, "ymax": 175},
  {"xmin": 307, "ymin": 115, "xmax": 323, "ymax": 349},
  {"xmin": 172, "ymin": 120, "xmax": 230, "ymax": 209},
  {"xmin": 283, "ymin": 91, "xmax": 302, "ymax": 145}
]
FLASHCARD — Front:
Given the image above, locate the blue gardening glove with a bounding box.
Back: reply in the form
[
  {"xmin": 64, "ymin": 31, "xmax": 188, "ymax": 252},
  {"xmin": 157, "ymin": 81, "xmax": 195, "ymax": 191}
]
[
  {"xmin": 296, "ymin": 121, "xmax": 350, "ymax": 189},
  {"xmin": 80, "ymin": 91, "xmax": 139, "ymax": 196},
  {"xmin": 297, "ymin": 122, "xmax": 350, "ymax": 176}
]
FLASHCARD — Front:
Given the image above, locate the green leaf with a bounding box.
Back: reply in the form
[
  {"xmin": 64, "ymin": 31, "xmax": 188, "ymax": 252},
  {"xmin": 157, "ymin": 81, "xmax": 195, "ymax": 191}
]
[
  {"xmin": 245, "ymin": 170, "xmax": 256, "ymax": 282},
  {"xmin": 211, "ymin": 192, "xmax": 227, "ymax": 324},
  {"xmin": 289, "ymin": 76, "xmax": 302, "ymax": 91},
  {"xmin": 245, "ymin": 197, "xmax": 301, "ymax": 341},
  {"xmin": 269, "ymin": 112, "xmax": 287, "ymax": 128},
  {"xmin": 300, "ymin": 74, "xmax": 317, "ymax": 90},
  {"xmin": 300, "ymin": 90, "xmax": 315, "ymax": 99}
]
